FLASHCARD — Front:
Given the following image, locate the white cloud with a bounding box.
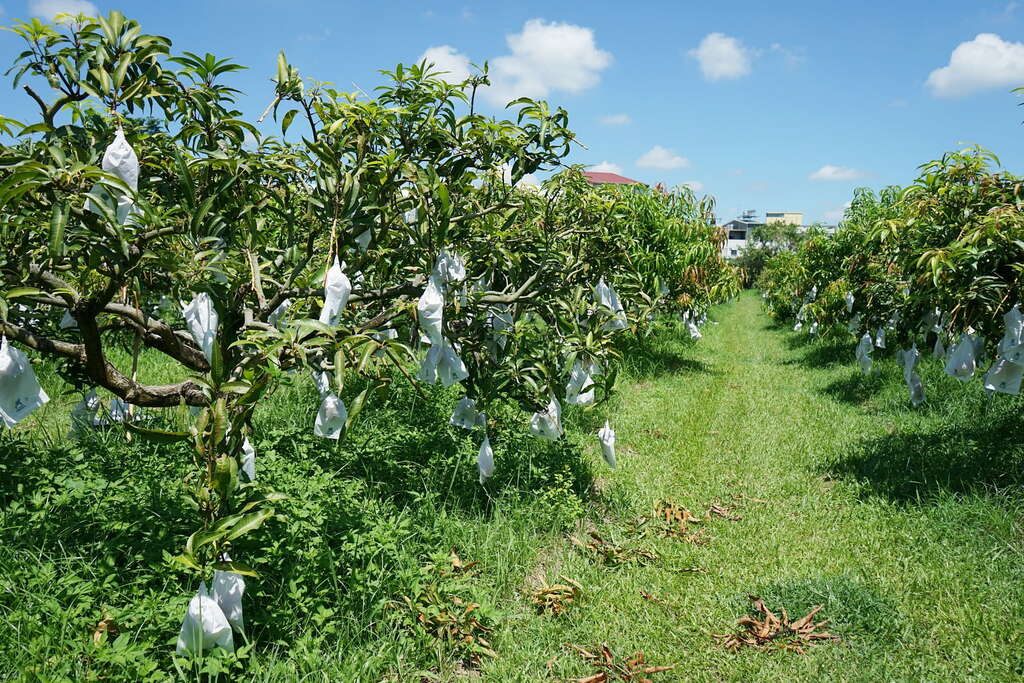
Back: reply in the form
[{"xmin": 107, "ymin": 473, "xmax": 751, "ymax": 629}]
[
  {"xmin": 599, "ymin": 113, "xmax": 631, "ymax": 125},
  {"xmin": 770, "ymin": 43, "xmax": 805, "ymax": 69},
  {"xmin": 483, "ymin": 19, "xmax": 612, "ymax": 106},
  {"xmin": 823, "ymin": 201, "xmax": 852, "ymax": 224},
  {"xmin": 809, "ymin": 165, "xmax": 865, "ymax": 181},
  {"xmin": 29, "ymin": 0, "xmax": 97, "ymax": 18},
  {"xmin": 417, "ymin": 45, "xmax": 472, "ymax": 83},
  {"xmin": 927, "ymin": 34, "xmax": 1024, "ymax": 97},
  {"xmin": 636, "ymin": 145, "xmax": 690, "ymax": 170},
  {"xmin": 501, "ymin": 163, "xmax": 540, "ymax": 187},
  {"xmin": 681, "ymin": 180, "xmax": 705, "ymax": 193},
  {"xmin": 689, "ymin": 32, "xmax": 752, "ymax": 81},
  {"xmin": 590, "ymin": 161, "xmax": 622, "ymax": 174}
]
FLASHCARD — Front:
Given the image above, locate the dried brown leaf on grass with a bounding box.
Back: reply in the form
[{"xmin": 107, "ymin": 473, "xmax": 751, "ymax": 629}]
[
  {"xmin": 713, "ymin": 595, "xmax": 840, "ymax": 654},
  {"xmin": 707, "ymin": 501, "xmax": 742, "ymax": 521},
  {"xmin": 448, "ymin": 548, "xmax": 480, "ymax": 574},
  {"xmin": 639, "ymin": 590, "xmax": 683, "ymax": 614},
  {"xmin": 532, "ymin": 577, "xmax": 584, "ymax": 615},
  {"xmin": 572, "ymin": 532, "xmax": 658, "ymax": 566},
  {"xmin": 649, "ymin": 499, "xmax": 709, "ymax": 544},
  {"xmin": 92, "ymin": 615, "xmax": 118, "ymax": 646},
  {"xmin": 565, "ymin": 643, "xmax": 676, "ymax": 682},
  {"xmin": 399, "ymin": 548, "xmax": 496, "ymax": 667}
]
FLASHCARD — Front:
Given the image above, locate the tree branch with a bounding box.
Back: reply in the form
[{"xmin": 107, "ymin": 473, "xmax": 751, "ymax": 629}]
[{"xmin": 0, "ymin": 320, "xmax": 208, "ymax": 407}]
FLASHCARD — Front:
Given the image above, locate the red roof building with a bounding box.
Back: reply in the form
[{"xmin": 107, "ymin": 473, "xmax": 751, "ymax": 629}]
[{"xmin": 582, "ymin": 171, "xmax": 646, "ymax": 186}]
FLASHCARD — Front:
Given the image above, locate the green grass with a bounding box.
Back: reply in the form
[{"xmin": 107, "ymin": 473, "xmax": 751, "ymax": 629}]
[{"xmin": 2, "ymin": 290, "xmax": 1023, "ymax": 680}]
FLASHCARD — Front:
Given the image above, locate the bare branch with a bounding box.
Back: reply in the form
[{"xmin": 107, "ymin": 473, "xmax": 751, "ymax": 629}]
[{"xmin": 0, "ymin": 320, "xmax": 208, "ymax": 407}]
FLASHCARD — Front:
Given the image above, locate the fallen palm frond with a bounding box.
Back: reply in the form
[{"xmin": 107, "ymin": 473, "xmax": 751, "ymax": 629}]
[
  {"xmin": 572, "ymin": 532, "xmax": 658, "ymax": 566},
  {"xmin": 707, "ymin": 501, "xmax": 742, "ymax": 521},
  {"xmin": 713, "ymin": 595, "xmax": 839, "ymax": 654},
  {"xmin": 565, "ymin": 643, "xmax": 676, "ymax": 682},
  {"xmin": 532, "ymin": 577, "xmax": 583, "ymax": 615}
]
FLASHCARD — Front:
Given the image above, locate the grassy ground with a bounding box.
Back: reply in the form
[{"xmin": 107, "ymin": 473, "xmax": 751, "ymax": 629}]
[{"xmin": 2, "ymin": 290, "xmax": 1023, "ymax": 680}]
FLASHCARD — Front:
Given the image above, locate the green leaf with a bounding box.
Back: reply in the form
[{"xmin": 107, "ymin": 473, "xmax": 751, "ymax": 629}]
[
  {"xmin": 211, "ymin": 454, "xmax": 239, "ymax": 497},
  {"xmin": 125, "ymin": 422, "xmax": 190, "ymax": 445},
  {"xmin": 212, "ymin": 560, "xmax": 259, "ymax": 578},
  {"xmin": 281, "ymin": 109, "xmax": 299, "ymax": 135},
  {"xmin": 220, "ymin": 381, "xmax": 251, "ymax": 395},
  {"xmin": 4, "ymin": 287, "xmax": 43, "ymax": 300},
  {"xmin": 225, "ymin": 509, "xmax": 275, "ymax": 541},
  {"xmin": 48, "ymin": 200, "xmax": 68, "ymax": 258},
  {"xmin": 172, "ymin": 553, "xmax": 203, "ymax": 572},
  {"xmin": 210, "ymin": 398, "xmax": 228, "ymax": 447}
]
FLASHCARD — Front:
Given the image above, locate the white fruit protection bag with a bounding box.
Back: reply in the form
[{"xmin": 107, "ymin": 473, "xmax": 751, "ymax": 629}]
[
  {"xmin": 984, "ymin": 358, "xmax": 1024, "ymax": 395},
  {"xmin": 477, "ymin": 432, "xmax": 495, "ymax": 484},
  {"xmin": 355, "ymin": 228, "xmax": 372, "ymax": 252},
  {"xmin": 176, "ymin": 582, "xmax": 234, "ymax": 656},
  {"xmin": 87, "ymin": 128, "xmax": 141, "ymax": 224},
  {"xmin": 268, "ymin": 298, "xmax": 292, "ymax": 328},
  {"xmin": 845, "ymin": 292, "xmax": 854, "ymax": 313},
  {"xmin": 594, "ymin": 278, "xmax": 627, "ymax": 330},
  {"xmin": 997, "ymin": 304, "xmax": 1024, "ymax": 364},
  {"xmin": 984, "ymin": 305, "xmax": 1024, "ymax": 395},
  {"xmin": 70, "ymin": 389, "xmax": 100, "ymax": 433},
  {"xmin": 944, "ymin": 333, "xmax": 977, "ymax": 381},
  {"xmin": 529, "ymin": 395, "xmax": 563, "ymax": 441},
  {"xmin": 312, "ymin": 370, "xmax": 347, "ymax": 439},
  {"xmin": 314, "ymin": 393, "xmax": 347, "ymax": 440},
  {"xmin": 319, "ymin": 257, "xmax": 352, "ymax": 326},
  {"xmin": 489, "ymin": 304, "xmax": 513, "ymax": 349},
  {"xmin": 0, "ymin": 336, "xmax": 49, "ymax": 428},
  {"xmin": 241, "ymin": 437, "xmax": 256, "ymax": 482},
  {"xmin": 683, "ymin": 311, "xmax": 702, "ymax": 340},
  {"xmin": 847, "ymin": 313, "xmax": 862, "ymax": 334},
  {"xmin": 417, "ymin": 275, "xmax": 445, "ymax": 346},
  {"xmin": 104, "ymin": 128, "xmax": 140, "ymax": 193},
  {"xmin": 855, "ymin": 333, "xmax": 873, "ymax": 374},
  {"xmin": 597, "ymin": 421, "xmax": 616, "ymax": 468},
  {"xmin": 450, "ymin": 397, "xmax": 481, "ymax": 430},
  {"xmin": 211, "ymin": 564, "xmax": 246, "ymax": 634},
  {"xmin": 182, "ymin": 292, "xmax": 218, "ymax": 363},
  {"xmin": 898, "ymin": 346, "xmax": 925, "ymax": 406},
  {"xmin": 418, "ymin": 338, "xmax": 469, "ymax": 387},
  {"xmin": 434, "ymin": 250, "xmax": 466, "ymax": 285},
  {"xmin": 565, "ymin": 358, "xmax": 598, "ymax": 406}
]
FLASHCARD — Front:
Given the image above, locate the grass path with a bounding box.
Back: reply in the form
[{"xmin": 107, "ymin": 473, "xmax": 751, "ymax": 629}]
[{"xmin": 484, "ymin": 291, "xmax": 1024, "ymax": 681}]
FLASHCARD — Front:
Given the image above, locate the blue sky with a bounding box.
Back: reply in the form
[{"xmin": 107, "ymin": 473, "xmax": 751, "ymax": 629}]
[{"xmin": 2, "ymin": 0, "xmax": 1023, "ymax": 223}]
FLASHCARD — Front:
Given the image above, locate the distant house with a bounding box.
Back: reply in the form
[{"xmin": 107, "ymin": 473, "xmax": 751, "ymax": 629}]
[
  {"xmin": 722, "ymin": 210, "xmax": 764, "ymax": 258},
  {"xmin": 582, "ymin": 171, "xmax": 646, "ymax": 186},
  {"xmin": 765, "ymin": 211, "xmax": 804, "ymax": 226},
  {"xmin": 720, "ymin": 210, "xmax": 836, "ymax": 258}
]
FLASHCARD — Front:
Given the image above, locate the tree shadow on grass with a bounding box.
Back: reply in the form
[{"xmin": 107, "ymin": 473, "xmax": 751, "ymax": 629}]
[
  {"xmin": 257, "ymin": 378, "xmax": 596, "ymax": 519},
  {"xmin": 0, "ymin": 432, "xmax": 194, "ymax": 567},
  {"xmin": 821, "ymin": 398, "xmax": 1024, "ymax": 503},
  {"xmin": 780, "ymin": 334, "xmax": 855, "ymax": 369},
  {"xmin": 616, "ymin": 325, "xmax": 718, "ymax": 381},
  {"xmin": 821, "ymin": 372, "xmax": 888, "ymax": 406}
]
